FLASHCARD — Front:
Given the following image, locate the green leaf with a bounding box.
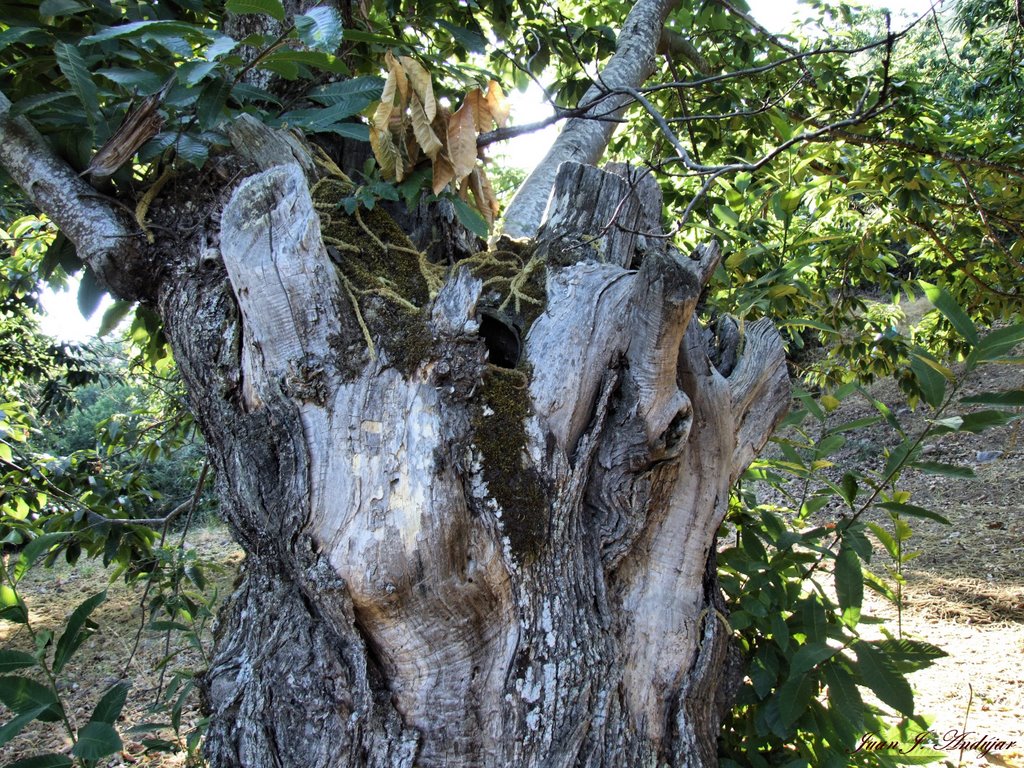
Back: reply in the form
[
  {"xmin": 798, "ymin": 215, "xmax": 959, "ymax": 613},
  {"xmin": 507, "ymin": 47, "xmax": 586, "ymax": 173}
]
[
  {"xmin": 0, "ymin": 650, "xmax": 36, "ymax": 674},
  {"xmin": 800, "ymin": 598, "xmax": 828, "ymax": 643},
  {"xmin": 11, "ymin": 93, "xmax": 79, "ymax": 118},
  {"xmin": 0, "ymin": 27, "xmax": 47, "ymax": 54},
  {"xmin": 4, "ymin": 754, "xmax": 73, "ymax": 768},
  {"xmin": 790, "ymin": 642, "xmax": 836, "ymax": 674},
  {"xmin": 874, "ymin": 638, "xmax": 947, "ymax": 673},
  {"xmin": 839, "ymin": 473, "xmax": 858, "ymax": 506},
  {"xmin": 95, "ymin": 67, "xmax": 166, "ymax": 95},
  {"xmin": 776, "ymin": 672, "xmax": 815, "ymax": 727},
  {"xmin": 961, "ymin": 389, "xmax": 1024, "ymax": 406},
  {"xmin": 0, "ymin": 676, "xmax": 64, "ymax": 722},
  {"xmin": 82, "ymin": 20, "xmax": 215, "ymax": 45},
  {"xmin": 828, "ymin": 415, "xmax": 883, "ymax": 433},
  {"xmin": 868, "ymin": 522, "xmax": 899, "ymax": 559},
  {"xmin": 196, "ymin": 78, "xmax": 232, "ymax": 130},
  {"xmin": 77, "ymin": 268, "xmax": 105, "ymax": 319},
  {"xmin": 972, "ymin": 323, "xmax": 1024, "ymax": 362},
  {"xmin": 0, "ymin": 705, "xmax": 50, "ymax": 747},
  {"xmin": 278, "ymin": 102, "xmax": 369, "ymax": 131},
  {"xmin": 713, "ymin": 204, "xmax": 740, "ymax": 227},
  {"xmin": 939, "ymin": 410, "xmax": 1019, "ymax": 433},
  {"xmin": 91, "ymin": 682, "xmax": 129, "ymax": 724},
  {"xmin": 0, "ymin": 584, "xmax": 28, "ymax": 624},
  {"xmin": 341, "ymin": 29, "xmax": 404, "ymax": 46},
  {"xmin": 177, "ymin": 60, "xmax": 219, "ymax": 87},
  {"xmin": 71, "ymin": 720, "xmax": 123, "ymax": 760},
  {"xmin": 852, "ymin": 640, "xmax": 914, "ymax": 715},
  {"xmin": 260, "ymin": 50, "xmax": 347, "ymax": 74},
  {"xmin": 882, "ymin": 440, "xmax": 916, "ymax": 480},
  {"xmin": 53, "ymin": 590, "xmax": 106, "ymax": 674},
  {"xmin": 205, "ymin": 34, "xmax": 237, "ymax": 60},
  {"xmin": 770, "ymin": 613, "xmax": 790, "ymax": 651},
  {"xmin": 308, "ymin": 76, "xmax": 383, "ymax": 111},
  {"xmin": 325, "ymin": 123, "xmax": 369, "ymax": 141},
  {"xmin": 98, "ymin": 300, "xmax": 134, "ymax": 337},
  {"xmin": 877, "ymin": 502, "xmax": 950, "ymax": 525},
  {"xmin": 54, "ymin": 41, "xmax": 99, "ymax": 129},
  {"xmin": 822, "ymin": 661, "xmax": 864, "ymax": 730},
  {"xmin": 295, "ymin": 7, "xmax": 343, "ymax": 51},
  {"xmin": 909, "ymin": 353, "xmax": 946, "ymax": 409},
  {"xmin": 40, "ymin": 0, "xmax": 88, "ymax": 15},
  {"xmin": 911, "ymin": 461, "xmax": 974, "ymax": 478},
  {"xmin": 841, "ymin": 524, "xmax": 872, "ymax": 562},
  {"xmin": 230, "ymin": 83, "xmax": 282, "ymax": 107},
  {"xmin": 919, "ymin": 280, "xmax": 979, "ymax": 347},
  {"xmin": 779, "ymin": 187, "xmax": 805, "ymax": 215},
  {"xmin": 436, "ymin": 19, "xmax": 487, "ymax": 51},
  {"xmin": 835, "ymin": 544, "xmax": 863, "ymax": 621},
  {"xmin": 451, "ymin": 197, "xmax": 489, "ymax": 238},
  {"xmin": 171, "ymin": 134, "xmax": 211, "ymax": 168},
  {"xmin": 225, "ymin": 0, "xmax": 285, "ymax": 20}
]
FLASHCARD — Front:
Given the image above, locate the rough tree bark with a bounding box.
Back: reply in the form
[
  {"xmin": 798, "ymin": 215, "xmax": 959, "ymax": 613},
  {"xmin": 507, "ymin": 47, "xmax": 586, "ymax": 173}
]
[
  {"xmin": 149, "ymin": 136, "xmax": 786, "ymax": 764},
  {"xmin": 2, "ymin": 46, "xmax": 789, "ymax": 768}
]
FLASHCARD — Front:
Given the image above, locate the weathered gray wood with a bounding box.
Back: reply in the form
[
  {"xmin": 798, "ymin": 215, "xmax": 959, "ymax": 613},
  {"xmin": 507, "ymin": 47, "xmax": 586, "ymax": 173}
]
[
  {"xmin": 536, "ymin": 162, "xmax": 643, "ymax": 267},
  {"xmin": 151, "ymin": 159, "xmax": 790, "ymax": 768},
  {"xmin": 226, "ymin": 114, "xmax": 318, "ymax": 179}
]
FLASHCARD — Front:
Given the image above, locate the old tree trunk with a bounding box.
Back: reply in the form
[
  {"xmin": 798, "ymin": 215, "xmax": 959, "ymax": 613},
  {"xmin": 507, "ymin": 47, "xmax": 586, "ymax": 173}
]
[
  {"xmin": 1, "ymin": 92, "xmax": 789, "ymax": 764},
  {"xmin": 154, "ymin": 136, "xmax": 788, "ymax": 765}
]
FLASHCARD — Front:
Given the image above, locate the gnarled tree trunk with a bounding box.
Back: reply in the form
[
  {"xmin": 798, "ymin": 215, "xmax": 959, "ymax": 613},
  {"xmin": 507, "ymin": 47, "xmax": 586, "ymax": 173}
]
[{"xmin": 147, "ymin": 137, "xmax": 790, "ymax": 766}]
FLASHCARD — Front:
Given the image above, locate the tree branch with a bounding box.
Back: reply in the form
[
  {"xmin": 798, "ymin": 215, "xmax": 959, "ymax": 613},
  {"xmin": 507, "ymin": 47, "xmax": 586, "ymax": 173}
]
[
  {"xmin": 0, "ymin": 90, "xmax": 142, "ymax": 297},
  {"xmin": 501, "ymin": 0, "xmax": 681, "ymax": 239},
  {"xmin": 658, "ymin": 28, "xmax": 710, "ymax": 74}
]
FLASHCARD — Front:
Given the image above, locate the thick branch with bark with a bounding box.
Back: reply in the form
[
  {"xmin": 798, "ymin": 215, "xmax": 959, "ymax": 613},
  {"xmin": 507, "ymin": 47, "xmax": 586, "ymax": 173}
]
[{"xmin": 0, "ymin": 90, "xmax": 148, "ymax": 298}]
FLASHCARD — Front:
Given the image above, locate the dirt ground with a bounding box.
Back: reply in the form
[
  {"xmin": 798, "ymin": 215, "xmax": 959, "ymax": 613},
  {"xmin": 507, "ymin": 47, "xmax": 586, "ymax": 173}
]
[
  {"xmin": 817, "ymin": 361, "xmax": 1024, "ymax": 768},
  {"xmin": 1, "ymin": 362, "xmax": 1022, "ymax": 767}
]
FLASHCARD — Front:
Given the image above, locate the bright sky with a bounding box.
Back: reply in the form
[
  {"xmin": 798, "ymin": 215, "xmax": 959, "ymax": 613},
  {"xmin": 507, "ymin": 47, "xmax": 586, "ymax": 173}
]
[{"xmin": 38, "ymin": 0, "xmax": 944, "ymax": 343}]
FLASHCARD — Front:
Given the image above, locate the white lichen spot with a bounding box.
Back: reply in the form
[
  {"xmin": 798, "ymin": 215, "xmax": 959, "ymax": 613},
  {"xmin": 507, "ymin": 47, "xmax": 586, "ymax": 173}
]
[
  {"xmin": 526, "ymin": 710, "xmax": 540, "ymax": 732},
  {"xmin": 542, "ymin": 601, "xmax": 555, "ymax": 648},
  {"xmin": 520, "ymin": 666, "xmax": 541, "ymax": 704}
]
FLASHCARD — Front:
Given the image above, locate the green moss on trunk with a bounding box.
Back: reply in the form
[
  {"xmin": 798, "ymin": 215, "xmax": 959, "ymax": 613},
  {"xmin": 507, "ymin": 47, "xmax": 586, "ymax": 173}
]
[{"xmin": 470, "ymin": 366, "xmax": 550, "ymax": 564}]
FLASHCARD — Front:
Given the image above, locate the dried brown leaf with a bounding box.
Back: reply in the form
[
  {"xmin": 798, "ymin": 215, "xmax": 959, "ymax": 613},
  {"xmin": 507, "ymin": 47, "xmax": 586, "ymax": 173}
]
[
  {"xmin": 410, "ymin": 93, "xmax": 443, "ymax": 160},
  {"xmin": 373, "ymin": 66, "xmax": 398, "ymax": 133},
  {"xmin": 399, "ymin": 56, "xmax": 436, "ymax": 123},
  {"xmin": 432, "ymin": 153, "xmax": 455, "ymax": 195},
  {"xmin": 467, "ymin": 168, "xmax": 492, "ymax": 225},
  {"xmin": 484, "ymin": 80, "xmax": 510, "ymax": 128},
  {"xmin": 477, "ymin": 165, "xmax": 500, "ymax": 219},
  {"xmin": 447, "ymin": 99, "xmax": 478, "ymax": 182},
  {"xmin": 370, "ymin": 125, "xmax": 398, "ymax": 180},
  {"xmin": 464, "ymin": 88, "xmax": 493, "ymax": 133},
  {"xmin": 385, "ymin": 50, "xmax": 409, "ymax": 109}
]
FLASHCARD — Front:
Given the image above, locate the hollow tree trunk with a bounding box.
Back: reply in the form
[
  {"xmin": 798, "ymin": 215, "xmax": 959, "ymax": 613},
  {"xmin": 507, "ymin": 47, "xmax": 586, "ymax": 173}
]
[{"xmin": 154, "ymin": 142, "xmax": 788, "ymax": 767}]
